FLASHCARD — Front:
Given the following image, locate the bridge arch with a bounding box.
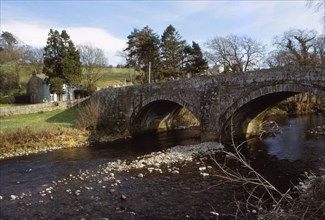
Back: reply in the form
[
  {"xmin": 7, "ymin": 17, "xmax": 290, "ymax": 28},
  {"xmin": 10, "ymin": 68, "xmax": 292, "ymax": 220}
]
[
  {"xmin": 129, "ymin": 96, "xmax": 200, "ymax": 135},
  {"xmin": 217, "ymin": 83, "xmax": 325, "ymax": 141}
]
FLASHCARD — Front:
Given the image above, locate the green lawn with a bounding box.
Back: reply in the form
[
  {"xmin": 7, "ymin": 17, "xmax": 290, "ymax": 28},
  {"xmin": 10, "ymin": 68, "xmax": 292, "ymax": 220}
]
[
  {"xmin": 0, "ymin": 108, "xmax": 78, "ymax": 132},
  {"xmin": 96, "ymin": 68, "xmax": 138, "ymax": 88},
  {"xmin": 0, "ymin": 104, "xmax": 29, "ymax": 108}
]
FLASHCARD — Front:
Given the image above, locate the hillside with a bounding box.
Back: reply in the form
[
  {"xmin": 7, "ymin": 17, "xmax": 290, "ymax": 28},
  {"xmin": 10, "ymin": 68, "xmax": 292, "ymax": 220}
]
[{"xmin": 0, "ymin": 63, "xmax": 139, "ymax": 93}]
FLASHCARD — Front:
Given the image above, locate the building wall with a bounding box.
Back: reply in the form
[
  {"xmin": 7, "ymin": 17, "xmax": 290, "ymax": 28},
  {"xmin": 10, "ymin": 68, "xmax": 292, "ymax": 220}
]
[
  {"xmin": 27, "ymin": 74, "xmax": 76, "ymax": 103},
  {"xmin": 27, "ymin": 74, "xmax": 50, "ymax": 104}
]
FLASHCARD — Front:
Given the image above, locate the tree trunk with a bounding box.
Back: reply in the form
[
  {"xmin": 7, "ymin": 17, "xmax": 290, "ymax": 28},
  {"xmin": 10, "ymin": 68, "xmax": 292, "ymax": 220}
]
[{"xmin": 68, "ymin": 84, "xmax": 73, "ymax": 101}]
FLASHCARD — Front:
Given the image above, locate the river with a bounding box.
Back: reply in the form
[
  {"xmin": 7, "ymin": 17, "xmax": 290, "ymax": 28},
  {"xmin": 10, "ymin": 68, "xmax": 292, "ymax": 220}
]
[{"xmin": 0, "ymin": 113, "xmax": 324, "ymax": 219}]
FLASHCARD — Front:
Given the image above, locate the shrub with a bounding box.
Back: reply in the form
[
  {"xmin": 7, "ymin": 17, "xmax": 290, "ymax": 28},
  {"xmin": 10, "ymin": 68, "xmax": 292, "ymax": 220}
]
[
  {"xmin": 0, "ymin": 95, "xmax": 15, "ymax": 104},
  {"xmin": 75, "ymin": 99, "xmax": 106, "ymax": 130}
]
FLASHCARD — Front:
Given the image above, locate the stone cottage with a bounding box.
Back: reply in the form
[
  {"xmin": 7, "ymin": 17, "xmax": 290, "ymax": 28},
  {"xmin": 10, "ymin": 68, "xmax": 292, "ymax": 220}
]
[
  {"xmin": 27, "ymin": 72, "xmax": 51, "ymax": 104},
  {"xmin": 27, "ymin": 72, "xmax": 76, "ymax": 104}
]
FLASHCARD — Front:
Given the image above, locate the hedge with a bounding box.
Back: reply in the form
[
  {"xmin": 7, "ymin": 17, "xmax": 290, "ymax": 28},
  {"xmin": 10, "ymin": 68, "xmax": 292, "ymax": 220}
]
[{"xmin": 0, "ymin": 96, "xmax": 15, "ymax": 104}]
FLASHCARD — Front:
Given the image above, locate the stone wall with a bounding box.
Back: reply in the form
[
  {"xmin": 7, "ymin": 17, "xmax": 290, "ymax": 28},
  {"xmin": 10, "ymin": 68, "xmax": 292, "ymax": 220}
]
[
  {"xmin": 0, "ymin": 98, "xmax": 88, "ymax": 117},
  {"xmin": 93, "ymin": 66, "xmax": 325, "ymax": 141}
]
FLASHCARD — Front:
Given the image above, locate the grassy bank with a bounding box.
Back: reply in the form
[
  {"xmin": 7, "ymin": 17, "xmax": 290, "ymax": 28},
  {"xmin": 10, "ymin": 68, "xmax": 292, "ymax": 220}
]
[
  {"xmin": 0, "ymin": 108, "xmax": 90, "ymax": 159},
  {"xmin": 96, "ymin": 68, "xmax": 137, "ymax": 88},
  {"xmin": 0, "ymin": 108, "xmax": 78, "ymax": 132}
]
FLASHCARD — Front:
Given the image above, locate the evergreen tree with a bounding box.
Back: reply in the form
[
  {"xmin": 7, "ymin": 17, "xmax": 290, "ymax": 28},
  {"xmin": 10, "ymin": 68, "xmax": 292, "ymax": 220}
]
[
  {"xmin": 183, "ymin": 41, "xmax": 208, "ymax": 77},
  {"xmin": 48, "ymin": 77, "xmax": 65, "ymax": 100},
  {"xmin": 43, "ymin": 29, "xmax": 82, "ymax": 100},
  {"xmin": 160, "ymin": 25, "xmax": 186, "ymax": 79},
  {"xmin": 124, "ymin": 26, "xmax": 160, "ymax": 83}
]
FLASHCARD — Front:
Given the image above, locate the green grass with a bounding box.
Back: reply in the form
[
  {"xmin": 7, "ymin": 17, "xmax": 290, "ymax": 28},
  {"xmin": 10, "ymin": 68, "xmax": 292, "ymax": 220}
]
[
  {"xmin": 0, "ymin": 104, "xmax": 29, "ymax": 108},
  {"xmin": 0, "ymin": 108, "xmax": 78, "ymax": 132},
  {"xmin": 0, "ymin": 62, "xmax": 35, "ymax": 92},
  {"xmin": 0, "ymin": 65, "xmax": 137, "ymax": 132},
  {"xmin": 96, "ymin": 68, "xmax": 138, "ymax": 88}
]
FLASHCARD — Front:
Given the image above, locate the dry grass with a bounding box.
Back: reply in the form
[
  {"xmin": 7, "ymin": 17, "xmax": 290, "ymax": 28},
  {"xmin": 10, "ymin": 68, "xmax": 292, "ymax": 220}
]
[
  {"xmin": 0, "ymin": 127, "xmax": 89, "ymax": 158},
  {"xmin": 210, "ymin": 118, "xmax": 325, "ymax": 219},
  {"xmin": 75, "ymin": 99, "xmax": 106, "ymax": 130},
  {"xmin": 211, "ymin": 145, "xmax": 324, "ymax": 219}
]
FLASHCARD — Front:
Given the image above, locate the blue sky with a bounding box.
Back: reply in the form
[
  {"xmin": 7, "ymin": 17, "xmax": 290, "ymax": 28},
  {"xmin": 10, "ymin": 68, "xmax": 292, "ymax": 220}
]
[{"xmin": 1, "ymin": 0, "xmax": 323, "ymax": 65}]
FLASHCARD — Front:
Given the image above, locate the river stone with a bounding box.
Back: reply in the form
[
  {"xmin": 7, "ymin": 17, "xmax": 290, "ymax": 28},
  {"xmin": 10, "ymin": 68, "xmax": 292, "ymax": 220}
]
[
  {"xmin": 199, "ymin": 167, "xmax": 207, "ymax": 171},
  {"xmin": 75, "ymin": 190, "xmax": 81, "ymax": 196},
  {"xmin": 209, "ymin": 211, "xmax": 219, "ymax": 216},
  {"xmin": 10, "ymin": 195, "xmax": 18, "ymax": 200},
  {"xmin": 200, "ymin": 172, "xmax": 209, "ymax": 177}
]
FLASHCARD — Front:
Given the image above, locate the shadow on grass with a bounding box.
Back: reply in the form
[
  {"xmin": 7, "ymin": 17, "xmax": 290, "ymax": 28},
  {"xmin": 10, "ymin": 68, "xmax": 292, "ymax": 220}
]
[{"xmin": 46, "ymin": 108, "xmax": 79, "ymax": 125}]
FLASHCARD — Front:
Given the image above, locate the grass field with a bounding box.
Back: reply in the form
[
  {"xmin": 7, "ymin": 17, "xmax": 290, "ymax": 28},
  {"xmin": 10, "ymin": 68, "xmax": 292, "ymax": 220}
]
[
  {"xmin": 0, "ymin": 104, "xmax": 29, "ymax": 108},
  {"xmin": 0, "ymin": 108, "xmax": 78, "ymax": 132},
  {"xmin": 96, "ymin": 68, "xmax": 138, "ymax": 88}
]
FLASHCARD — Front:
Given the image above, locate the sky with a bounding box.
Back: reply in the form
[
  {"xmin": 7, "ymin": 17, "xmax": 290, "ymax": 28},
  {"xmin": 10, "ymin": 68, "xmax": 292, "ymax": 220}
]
[{"xmin": 1, "ymin": 0, "xmax": 324, "ymax": 66}]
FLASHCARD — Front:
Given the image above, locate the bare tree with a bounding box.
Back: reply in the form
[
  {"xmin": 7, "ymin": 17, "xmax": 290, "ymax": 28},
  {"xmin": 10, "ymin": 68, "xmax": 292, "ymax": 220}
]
[
  {"xmin": 78, "ymin": 43, "xmax": 108, "ymax": 93},
  {"xmin": 24, "ymin": 46, "xmax": 44, "ymax": 74},
  {"xmin": 269, "ymin": 29, "xmax": 323, "ymax": 67},
  {"xmin": 205, "ymin": 35, "xmax": 265, "ymax": 73}
]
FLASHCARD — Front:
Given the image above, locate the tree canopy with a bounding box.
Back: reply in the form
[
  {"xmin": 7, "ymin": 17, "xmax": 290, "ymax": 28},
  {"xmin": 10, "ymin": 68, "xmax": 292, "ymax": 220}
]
[
  {"xmin": 160, "ymin": 25, "xmax": 186, "ymax": 79},
  {"xmin": 124, "ymin": 26, "xmax": 161, "ymax": 83},
  {"xmin": 205, "ymin": 35, "xmax": 265, "ymax": 73},
  {"xmin": 0, "ymin": 31, "xmax": 25, "ymax": 95},
  {"xmin": 78, "ymin": 43, "xmax": 108, "ymax": 93},
  {"xmin": 267, "ymin": 29, "xmax": 324, "ymax": 67},
  {"xmin": 183, "ymin": 41, "xmax": 209, "ymax": 77},
  {"xmin": 124, "ymin": 25, "xmax": 208, "ymax": 83},
  {"xmin": 43, "ymin": 29, "xmax": 82, "ymax": 100}
]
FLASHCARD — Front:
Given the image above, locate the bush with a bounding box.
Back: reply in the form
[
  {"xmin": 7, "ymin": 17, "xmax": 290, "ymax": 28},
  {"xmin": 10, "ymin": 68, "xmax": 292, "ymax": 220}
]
[
  {"xmin": 0, "ymin": 95, "xmax": 15, "ymax": 104},
  {"xmin": 75, "ymin": 99, "xmax": 106, "ymax": 130}
]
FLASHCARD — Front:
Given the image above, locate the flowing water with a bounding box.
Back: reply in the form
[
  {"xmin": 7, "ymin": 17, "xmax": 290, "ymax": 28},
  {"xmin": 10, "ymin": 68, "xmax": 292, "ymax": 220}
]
[
  {"xmin": 0, "ymin": 113, "xmax": 324, "ymax": 219},
  {"xmin": 244, "ymin": 113, "xmax": 324, "ymax": 191}
]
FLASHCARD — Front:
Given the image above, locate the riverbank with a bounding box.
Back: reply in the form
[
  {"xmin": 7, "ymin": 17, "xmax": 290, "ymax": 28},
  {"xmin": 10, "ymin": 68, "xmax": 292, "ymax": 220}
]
[
  {"xmin": 247, "ymin": 101, "xmax": 325, "ymax": 138},
  {"xmin": 0, "ymin": 140, "xmax": 323, "ymax": 219},
  {"xmin": 0, "ymin": 127, "xmax": 90, "ymax": 159},
  {"xmin": 0, "ymin": 142, "xmax": 237, "ymax": 219}
]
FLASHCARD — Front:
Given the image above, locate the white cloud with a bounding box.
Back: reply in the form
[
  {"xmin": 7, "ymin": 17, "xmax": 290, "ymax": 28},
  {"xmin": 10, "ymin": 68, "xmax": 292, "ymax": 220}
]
[
  {"xmin": 1, "ymin": 20, "xmax": 126, "ymax": 65},
  {"xmin": 65, "ymin": 27, "xmax": 127, "ymax": 65}
]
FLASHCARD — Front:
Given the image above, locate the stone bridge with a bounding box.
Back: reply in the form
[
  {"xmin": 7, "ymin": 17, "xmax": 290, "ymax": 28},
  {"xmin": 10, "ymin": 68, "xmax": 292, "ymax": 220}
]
[{"xmin": 92, "ymin": 66, "xmax": 325, "ymax": 142}]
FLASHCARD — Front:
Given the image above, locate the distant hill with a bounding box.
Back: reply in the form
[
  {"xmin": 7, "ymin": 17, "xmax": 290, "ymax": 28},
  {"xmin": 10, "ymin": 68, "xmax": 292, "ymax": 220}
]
[{"xmin": 0, "ymin": 63, "xmax": 139, "ymax": 94}]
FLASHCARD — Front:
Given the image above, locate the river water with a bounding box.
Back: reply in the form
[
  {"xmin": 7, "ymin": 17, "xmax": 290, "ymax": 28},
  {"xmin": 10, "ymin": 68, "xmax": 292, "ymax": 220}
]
[{"xmin": 0, "ymin": 113, "xmax": 324, "ymax": 219}]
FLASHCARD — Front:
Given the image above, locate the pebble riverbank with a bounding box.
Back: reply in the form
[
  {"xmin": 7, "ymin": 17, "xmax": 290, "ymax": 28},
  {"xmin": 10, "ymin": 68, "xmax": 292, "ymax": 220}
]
[
  {"xmin": 307, "ymin": 125, "xmax": 325, "ymax": 135},
  {"xmin": 1, "ymin": 142, "xmax": 240, "ymax": 219},
  {"xmin": 0, "ymin": 142, "xmax": 223, "ymax": 201}
]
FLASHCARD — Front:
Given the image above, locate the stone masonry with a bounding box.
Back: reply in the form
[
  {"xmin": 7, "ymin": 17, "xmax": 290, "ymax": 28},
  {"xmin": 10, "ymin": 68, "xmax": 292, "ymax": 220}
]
[{"xmin": 93, "ymin": 66, "xmax": 325, "ymax": 142}]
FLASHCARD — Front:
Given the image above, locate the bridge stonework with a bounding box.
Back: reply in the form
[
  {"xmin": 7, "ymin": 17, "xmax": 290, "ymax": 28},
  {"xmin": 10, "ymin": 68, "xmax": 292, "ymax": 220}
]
[{"xmin": 93, "ymin": 66, "xmax": 325, "ymax": 142}]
